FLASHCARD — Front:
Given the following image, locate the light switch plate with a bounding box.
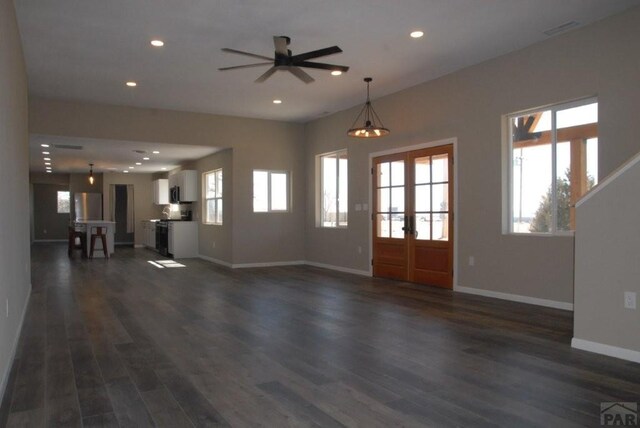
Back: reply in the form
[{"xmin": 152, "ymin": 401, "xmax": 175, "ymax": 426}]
[{"xmin": 624, "ymin": 292, "xmax": 636, "ymax": 309}]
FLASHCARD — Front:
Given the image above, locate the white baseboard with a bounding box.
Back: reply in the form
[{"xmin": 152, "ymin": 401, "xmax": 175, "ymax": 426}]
[
  {"xmin": 233, "ymin": 260, "xmax": 306, "ymax": 268},
  {"xmin": 305, "ymin": 261, "xmax": 371, "ymax": 277},
  {"xmin": 454, "ymin": 285, "xmax": 573, "ymax": 311},
  {"xmin": 571, "ymin": 338, "xmax": 640, "ymax": 364},
  {"xmin": 198, "ymin": 254, "xmax": 233, "ymax": 268},
  {"xmin": 133, "ymin": 244, "xmax": 145, "ymax": 248},
  {"xmin": 0, "ymin": 283, "xmax": 31, "ymax": 405}
]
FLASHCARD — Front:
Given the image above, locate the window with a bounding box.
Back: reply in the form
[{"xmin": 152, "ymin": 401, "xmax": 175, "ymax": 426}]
[
  {"xmin": 508, "ymin": 99, "xmax": 598, "ymax": 234},
  {"xmin": 253, "ymin": 170, "xmax": 289, "ymax": 212},
  {"xmin": 57, "ymin": 191, "xmax": 70, "ymax": 213},
  {"xmin": 318, "ymin": 150, "xmax": 348, "ymax": 227},
  {"xmin": 203, "ymin": 169, "xmax": 222, "ymax": 224}
]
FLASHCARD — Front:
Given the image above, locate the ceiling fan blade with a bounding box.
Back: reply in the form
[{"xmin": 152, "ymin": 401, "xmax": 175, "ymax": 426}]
[
  {"xmin": 273, "ymin": 36, "xmax": 289, "ymax": 56},
  {"xmin": 290, "ymin": 46, "xmax": 342, "ymax": 62},
  {"xmin": 218, "ymin": 62, "xmax": 272, "ymax": 71},
  {"xmin": 221, "ymin": 48, "xmax": 272, "ymax": 61},
  {"xmin": 255, "ymin": 66, "xmax": 279, "ymax": 83},
  {"xmin": 295, "ymin": 61, "xmax": 349, "ymax": 72},
  {"xmin": 288, "ymin": 67, "xmax": 315, "ymax": 84}
]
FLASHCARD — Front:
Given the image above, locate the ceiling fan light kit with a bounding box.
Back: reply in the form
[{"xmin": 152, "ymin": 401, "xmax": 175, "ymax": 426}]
[
  {"xmin": 347, "ymin": 77, "xmax": 390, "ymax": 138},
  {"xmin": 220, "ymin": 36, "xmax": 349, "ymax": 84}
]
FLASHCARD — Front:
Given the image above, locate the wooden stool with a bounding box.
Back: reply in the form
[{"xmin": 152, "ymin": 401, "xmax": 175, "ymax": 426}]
[
  {"xmin": 68, "ymin": 225, "xmax": 87, "ymax": 258},
  {"xmin": 90, "ymin": 226, "xmax": 109, "ymax": 259}
]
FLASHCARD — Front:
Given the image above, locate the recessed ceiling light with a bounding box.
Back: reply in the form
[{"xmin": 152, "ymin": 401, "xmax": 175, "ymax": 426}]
[
  {"xmin": 331, "ymin": 71, "xmax": 342, "ymax": 76},
  {"xmin": 273, "ymin": 99, "xmax": 282, "ymax": 104},
  {"xmin": 410, "ymin": 30, "xmax": 424, "ymax": 38},
  {"xmin": 46, "ymin": 170, "xmax": 52, "ymax": 173},
  {"xmin": 152, "ymin": 151, "xmax": 160, "ymax": 154},
  {"xmin": 129, "ymin": 166, "xmax": 134, "ymax": 169},
  {"xmin": 41, "ymin": 144, "xmax": 50, "ymax": 148},
  {"xmin": 136, "ymin": 162, "xmax": 142, "ymax": 165},
  {"xmin": 126, "ymin": 81, "xmax": 137, "ymax": 87},
  {"xmin": 123, "ymin": 170, "xmax": 129, "ymax": 173},
  {"xmin": 45, "ymin": 162, "xmax": 51, "ymax": 166},
  {"xmin": 43, "ymin": 157, "xmax": 51, "ymax": 161},
  {"xmin": 42, "ymin": 151, "xmax": 50, "ymax": 155},
  {"xmin": 150, "ymin": 40, "xmax": 164, "ymax": 47},
  {"xmin": 161, "ymin": 167, "xmax": 167, "ymax": 170},
  {"xmin": 143, "ymin": 157, "xmax": 150, "ymax": 160}
]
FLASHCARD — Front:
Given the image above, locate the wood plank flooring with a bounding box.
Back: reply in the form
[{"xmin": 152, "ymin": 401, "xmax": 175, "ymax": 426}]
[{"xmin": 1, "ymin": 243, "xmax": 639, "ymax": 427}]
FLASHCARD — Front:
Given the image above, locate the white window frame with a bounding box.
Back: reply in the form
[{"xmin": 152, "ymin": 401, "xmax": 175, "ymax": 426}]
[
  {"xmin": 253, "ymin": 170, "xmax": 290, "ymax": 213},
  {"xmin": 203, "ymin": 168, "xmax": 222, "ymax": 225},
  {"xmin": 506, "ymin": 96, "xmax": 597, "ymax": 236},
  {"xmin": 57, "ymin": 190, "xmax": 70, "ymax": 214},
  {"xmin": 317, "ymin": 149, "xmax": 348, "ymax": 228}
]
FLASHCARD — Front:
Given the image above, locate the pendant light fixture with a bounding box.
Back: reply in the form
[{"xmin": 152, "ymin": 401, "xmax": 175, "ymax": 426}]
[
  {"xmin": 88, "ymin": 163, "xmax": 95, "ymax": 185},
  {"xmin": 347, "ymin": 77, "xmax": 390, "ymax": 138}
]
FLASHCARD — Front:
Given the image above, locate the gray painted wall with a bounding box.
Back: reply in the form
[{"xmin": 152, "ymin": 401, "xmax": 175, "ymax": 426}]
[
  {"xmin": 574, "ymin": 157, "xmax": 640, "ymax": 355},
  {"xmin": 33, "ymin": 183, "xmax": 70, "ymax": 240},
  {"xmin": 194, "ymin": 149, "xmax": 233, "ymax": 264},
  {"xmin": 304, "ymin": 7, "xmax": 640, "ymax": 305},
  {"xmin": 0, "ymin": 0, "xmax": 30, "ymax": 401}
]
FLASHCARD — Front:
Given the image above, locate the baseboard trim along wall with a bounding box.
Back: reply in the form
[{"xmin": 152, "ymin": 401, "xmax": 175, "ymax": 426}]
[
  {"xmin": 304, "ymin": 261, "xmax": 371, "ymax": 277},
  {"xmin": 33, "ymin": 239, "xmax": 67, "ymax": 243},
  {"xmin": 133, "ymin": 244, "xmax": 145, "ymax": 248},
  {"xmin": 197, "ymin": 255, "xmax": 371, "ymax": 276},
  {"xmin": 0, "ymin": 283, "xmax": 31, "ymax": 406},
  {"xmin": 454, "ymin": 285, "xmax": 574, "ymax": 311},
  {"xmin": 197, "ymin": 254, "xmax": 233, "ymax": 268},
  {"xmin": 571, "ymin": 338, "xmax": 640, "ymax": 364}
]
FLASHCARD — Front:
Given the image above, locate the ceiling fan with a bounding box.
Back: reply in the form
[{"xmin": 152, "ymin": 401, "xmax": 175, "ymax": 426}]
[{"xmin": 219, "ymin": 36, "xmax": 349, "ymax": 84}]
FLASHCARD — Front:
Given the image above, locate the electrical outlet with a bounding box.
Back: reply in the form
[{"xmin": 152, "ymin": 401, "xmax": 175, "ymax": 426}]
[
  {"xmin": 212, "ymin": 241, "xmax": 216, "ymax": 249},
  {"xmin": 624, "ymin": 292, "xmax": 637, "ymax": 309},
  {"xmin": 469, "ymin": 256, "xmax": 475, "ymax": 266},
  {"xmin": 357, "ymin": 246, "xmax": 362, "ymax": 254}
]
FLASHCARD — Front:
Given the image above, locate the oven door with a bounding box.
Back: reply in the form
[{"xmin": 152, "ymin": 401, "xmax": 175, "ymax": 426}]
[{"xmin": 156, "ymin": 223, "xmax": 169, "ymax": 256}]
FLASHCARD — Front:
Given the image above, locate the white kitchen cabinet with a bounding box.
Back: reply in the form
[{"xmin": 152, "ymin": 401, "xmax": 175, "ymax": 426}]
[
  {"xmin": 153, "ymin": 179, "xmax": 169, "ymax": 205},
  {"xmin": 141, "ymin": 220, "xmax": 158, "ymax": 250},
  {"xmin": 168, "ymin": 221, "xmax": 198, "ymax": 258},
  {"xmin": 168, "ymin": 170, "xmax": 198, "ymax": 202}
]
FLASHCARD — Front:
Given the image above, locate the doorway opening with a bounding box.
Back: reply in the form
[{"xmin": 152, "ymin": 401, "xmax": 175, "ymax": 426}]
[{"xmin": 111, "ymin": 184, "xmax": 135, "ymax": 246}]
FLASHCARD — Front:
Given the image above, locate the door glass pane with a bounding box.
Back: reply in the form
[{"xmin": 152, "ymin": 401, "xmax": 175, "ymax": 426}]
[
  {"xmin": 433, "ymin": 213, "xmax": 449, "ymax": 241},
  {"xmin": 391, "ymin": 161, "xmax": 404, "ymax": 186},
  {"xmin": 391, "ymin": 187, "xmax": 405, "ymax": 213},
  {"xmin": 376, "ymin": 214, "xmax": 390, "ymax": 238},
  {"xmin": 391, "ymin": 213, "xmax": 405, "ymax": 238},
  {"xmin": 378, "ymin": 188, "xmax": 390, "ymax": 212},
  {"xmin": 432, "ymin": 183, "xmax": 449, "ymax": 212},
  {"xmin": 415, "ymin": 214, "xmax": 431, "ymax": 240},
  {"xmin": 415, "ymin": 156, "xmax": 431, "ymax": 184},
  {"xmin": 270, "ymin": 173, "xmax": 288, "ymax": 211},
  {"xmin": 432, "ymin": 154, "xmax": 448, "ymax": 183},
  {"xmin": 415, "ymin": 184, "xmax": 431, "ymax": 212},
  {"xmin": 378, "ymin": 162, "xmax": 390, "ymax": 187}
]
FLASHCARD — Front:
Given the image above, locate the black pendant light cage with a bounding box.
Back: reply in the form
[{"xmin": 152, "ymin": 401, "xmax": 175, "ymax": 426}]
[
  {"xmin": 88, "ymin": 163, "xmax": 94, "ymax": 185},
  {"xmin": 347, "ymin": 77, "xmax": 390, "ymax": 138}
]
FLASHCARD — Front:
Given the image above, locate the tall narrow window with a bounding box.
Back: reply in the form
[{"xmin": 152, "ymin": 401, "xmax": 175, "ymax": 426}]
[
  {"xmin": 508, "ymin": 99, "xmax": 598, "ymax": 234},
  {"xmin": 319, "ymin": 150, "xmax": 348, "ymax": 227},
  {"xmin": 253, "ymin": 170, "xmax": 289, "ymax": 212},
  {"xmin": 57, "ymin": 191, "xmax": 70, "ymax": 214},
  {"xmin": 203, "ymin": 169, "xmax": 222, "ymax": 224}
]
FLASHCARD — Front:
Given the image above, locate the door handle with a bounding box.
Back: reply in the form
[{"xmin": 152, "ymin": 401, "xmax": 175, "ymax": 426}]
[
  {"xmin": 410, "ymin": 215, "xmax": 415, "ymax": 236},
  {"xmin": 402, "ymin": 215, "xmax": 409, "ymax": 234}
]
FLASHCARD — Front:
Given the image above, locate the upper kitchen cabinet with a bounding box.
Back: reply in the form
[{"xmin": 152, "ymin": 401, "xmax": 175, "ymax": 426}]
[
  {"xmin": 153, "ymin": 179, "xmax": 169, "ymax": 205},
  {"xmin": 168, "ymin": 170, "xmax": 198, "ymax": 202}
]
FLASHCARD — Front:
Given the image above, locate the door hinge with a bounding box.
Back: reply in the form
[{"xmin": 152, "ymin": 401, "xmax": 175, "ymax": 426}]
[
  {"xmin": 371, "ymin": 167, "xmax": 374, "ymax": 175},
  {"xmin": 371, "ymin": 259, "xmax": 374, "ymax": 266}
]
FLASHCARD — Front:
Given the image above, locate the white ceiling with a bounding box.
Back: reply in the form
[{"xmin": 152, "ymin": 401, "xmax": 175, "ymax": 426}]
[
  {"xmin": 30, "ymin": 135, "xmax": 219, "ymax": 173},
  {"xmin": 15, "ymin": 0, "xmax": 640, "ymax": 173}
]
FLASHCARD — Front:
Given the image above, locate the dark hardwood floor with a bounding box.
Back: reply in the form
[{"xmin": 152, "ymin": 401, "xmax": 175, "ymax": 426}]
[{"xmin": 1, "ymin": 243, "xmax": 639, "ymax": 427}]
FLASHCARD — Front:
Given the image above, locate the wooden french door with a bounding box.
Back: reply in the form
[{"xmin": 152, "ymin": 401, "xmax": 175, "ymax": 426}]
[{"xmin": 372, "ymin": 144, "xmax": 454, "ymax": 288}]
